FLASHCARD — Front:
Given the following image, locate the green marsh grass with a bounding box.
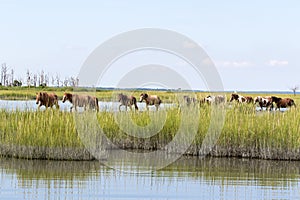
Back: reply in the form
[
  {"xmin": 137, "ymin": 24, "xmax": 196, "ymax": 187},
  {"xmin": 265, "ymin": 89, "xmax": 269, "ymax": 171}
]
[
  {"xmin": 0, "ymin": 89, "xmax": 299, "ymax": 160},
  {"xmin": 0, "ymin": 110, "xmax": 80, "ymax": 148}
]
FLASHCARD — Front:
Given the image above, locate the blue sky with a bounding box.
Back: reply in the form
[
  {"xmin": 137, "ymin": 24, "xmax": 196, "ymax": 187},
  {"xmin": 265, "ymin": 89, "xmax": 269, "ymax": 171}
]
[{"xmin": 0, "ymin": 1, "xmax": 299, "ymax": 91}]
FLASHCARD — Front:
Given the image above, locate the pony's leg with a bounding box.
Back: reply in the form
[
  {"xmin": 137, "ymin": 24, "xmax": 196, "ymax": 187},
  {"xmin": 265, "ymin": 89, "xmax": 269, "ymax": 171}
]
[
  {"xmin": 270, "ymin": 103, "xmax": 274, "ymax": 111},
  {"xmin": 134, "ymin": 103, "xmax": 138, "ymax": 111},
  {"xmin": 259, "ymin": 103, "xmax": 263, "ymax": 111},
  {"xmin": 96, "ymin": 102, "xmax": 99, "ymax": 112},
  {"xmin": 119, "ymin": 105, "xmax": 122, "ymax": 112}
]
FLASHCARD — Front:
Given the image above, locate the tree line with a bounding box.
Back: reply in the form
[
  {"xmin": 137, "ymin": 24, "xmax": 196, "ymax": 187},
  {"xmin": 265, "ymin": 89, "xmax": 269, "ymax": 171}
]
[{"xmin": 0, "ymin": 63, "xmax": 79, "ymax": 87}]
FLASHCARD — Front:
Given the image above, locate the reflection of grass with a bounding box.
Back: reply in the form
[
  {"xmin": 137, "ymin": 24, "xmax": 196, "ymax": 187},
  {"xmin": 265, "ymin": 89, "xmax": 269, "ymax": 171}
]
[
  {"xmin": 162, "ymin": 156, "xmax": 300, "ymax": 188},
  {"xmin": 1, "ymin": 156, "xmax": 299, "ymax": 188},
  {"xmin": 0, "ymin": 157, "xmax": 102, "ymax": 189}
]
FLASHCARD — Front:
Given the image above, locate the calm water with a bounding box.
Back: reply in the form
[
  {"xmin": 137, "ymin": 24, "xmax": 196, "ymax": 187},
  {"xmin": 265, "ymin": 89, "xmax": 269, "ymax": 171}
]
[
  {"xmin": 0, "ymin": 100, "xmax": 287, "ymax": 113},
  {"xmin": 0, "ymin": 152, "xmax": 299, "ymax": 200},
  {"xmin": 0, "ymin": 100, "xmax": 174, "ymax": 112}
]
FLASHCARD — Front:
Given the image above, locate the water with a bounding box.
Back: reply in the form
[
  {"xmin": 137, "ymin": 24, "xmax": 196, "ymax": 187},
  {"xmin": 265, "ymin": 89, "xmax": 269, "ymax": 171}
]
[
  {"xmin": 0, "ymin": 100, "xmax": 288, "ymax": 113},
  {"xmin": 0, "ymin": 100, "xmax": 174, "ymax": 112},
  {"xmin": 0, "ymin": 152, "xmax": 299, "ymax": 199}
]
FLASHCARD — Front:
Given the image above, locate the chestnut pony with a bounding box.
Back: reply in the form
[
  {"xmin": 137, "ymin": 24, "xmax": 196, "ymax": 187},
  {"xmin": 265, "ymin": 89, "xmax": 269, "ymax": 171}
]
[
  {"xmin": 36, "ymin": 92, "xmax": 59, "ymax": 109},
  {"xmin": 271, "ymin": 96, "xmax": 296, "ymax": 111},
  {"xmin": 139, "ymin": 93, "xmax": 161, "ymax": 111},
  {"xmin": 62, "ymin": 92, "xmax": 99, "ymax": 112}
]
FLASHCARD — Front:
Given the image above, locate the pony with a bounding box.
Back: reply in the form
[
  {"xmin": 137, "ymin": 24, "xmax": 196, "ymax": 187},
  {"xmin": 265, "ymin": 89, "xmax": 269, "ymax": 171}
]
[
  {"xmin": 271, "ymin": 96, "xmax": 296, "ymax": 111},
  {"xmin": 139, "ymin": 93, "xmax": 162, "ymax": 111},
  {"xmin": 117, "ymin": 93, "xmax": 138, "ymax": 111},
  {"xmin": 204, "ymin": 95, "xmax": 225, "ymax": 104},
  {"xmin": 254, "ymin": 96, "xmax": 273, "ymax": 111},
  {"xmin": 36, "ymin": 92, "xmax": 59, "ymax": 109},
  {"xmin": 62, "ymin": 92, "xmax": 99, "ymax": 112},
  {"xmin": 230, "ymin": 93, "xmax": 253, "ymax": 103},
  {"xmin": 183, "ymin": 95, "xmax": 197, "ymax": 107}
]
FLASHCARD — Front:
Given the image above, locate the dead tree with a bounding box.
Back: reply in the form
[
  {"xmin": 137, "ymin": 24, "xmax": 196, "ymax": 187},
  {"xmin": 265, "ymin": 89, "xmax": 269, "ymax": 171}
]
[{"xmin": 290, "ymin": 85, "xmax": 299, "ymax": 96}]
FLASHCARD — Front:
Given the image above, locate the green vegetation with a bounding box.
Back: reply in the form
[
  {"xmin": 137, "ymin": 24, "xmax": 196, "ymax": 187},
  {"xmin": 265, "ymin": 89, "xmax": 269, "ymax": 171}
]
[
  {"xmin": 0, "ymin": 110, "xmax": 79, "ymax": 148},
  {"xmin": 0, "ymin": 86, "xmax": 178, "ymax": 102},
  {"xmin": 0, "ymin": 87, "xmax": 299, "ymax": 160}
]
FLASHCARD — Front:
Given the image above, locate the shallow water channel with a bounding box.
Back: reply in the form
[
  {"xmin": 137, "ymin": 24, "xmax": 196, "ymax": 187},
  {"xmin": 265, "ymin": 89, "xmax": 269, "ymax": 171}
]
[
  {"xmin": 0, "ymin": 99, "xmax": 287, "ymax": 113},
  {"xmin": 0, "ymin": 100, "xmax": 174, "ymax": 112},
  {"xmin": 0, "ymin": 151, "xmax": 299, "ymax": 199}
]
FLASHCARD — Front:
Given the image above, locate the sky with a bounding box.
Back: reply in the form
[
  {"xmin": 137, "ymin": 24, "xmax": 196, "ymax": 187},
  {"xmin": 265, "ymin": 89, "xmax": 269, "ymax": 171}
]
[{"xmin": 0, "ymin": 0, "xmax": 299, "ymax": 91}]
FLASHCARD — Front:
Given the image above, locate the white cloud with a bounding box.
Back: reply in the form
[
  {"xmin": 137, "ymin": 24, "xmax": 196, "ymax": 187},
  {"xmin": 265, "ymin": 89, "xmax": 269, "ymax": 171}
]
[
  {"xmin": 267, "ymin": 59, "xmax": 289, "ymax": 66},
  {"xmin": 216, "ymin": 60, "xmax": 253, "ymax": 68}
]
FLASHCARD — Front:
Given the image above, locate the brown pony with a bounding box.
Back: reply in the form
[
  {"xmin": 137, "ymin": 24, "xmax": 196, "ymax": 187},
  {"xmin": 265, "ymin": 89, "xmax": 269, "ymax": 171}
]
[
  {"xmin": 139, "ymin": 93, "xmax": 162, "ymax": 111},
  {"xmin": 117, "ymin": 93, "xmax": 138, "ymax": 111},
  {"xmin": 36, "ymin": 92, "xmax": 59, "ymax": 109},
  {"xmin": 62, "ymin": 92, "xmax": 99, "ymax": 112},
  {"xmin": 271, "ymin": 96, "xmax": 296, "ymax": 111}
]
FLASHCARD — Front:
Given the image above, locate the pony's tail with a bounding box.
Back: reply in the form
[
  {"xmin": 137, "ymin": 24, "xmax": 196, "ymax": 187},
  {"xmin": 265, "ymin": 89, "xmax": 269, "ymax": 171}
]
[
  {"xmin": 95, "ymin": 97, "xmax": 99, "ymax": 112},
  {"xmin": 133, "ymin": 97, "xmax": 138, "ymax": 111},
  {"xmin": 54, "ymin": 95, "xmax": 60, "ymax": 109},
  {"xmin": 293, "ymin": 101, "xmax": 296, "ymax": 108}
]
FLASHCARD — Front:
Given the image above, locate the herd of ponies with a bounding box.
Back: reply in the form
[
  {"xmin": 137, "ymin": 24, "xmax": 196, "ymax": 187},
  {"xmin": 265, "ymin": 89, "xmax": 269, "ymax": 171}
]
[{"xmin": 35, "ymin": 91, "xmax": 296, "ymax": 112}]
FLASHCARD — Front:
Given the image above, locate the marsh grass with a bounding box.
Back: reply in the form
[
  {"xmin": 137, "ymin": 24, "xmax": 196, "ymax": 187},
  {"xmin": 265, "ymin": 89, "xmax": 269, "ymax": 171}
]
[
  {"xmin": 0, "ymin": 89, "xmax": 300, "ymax": 160},
  {"xmin": 0, "ymin": 87, "xmax": 183, "ymax": 103},
  {"xmin": 0, "ymin": 110, "xmax": 80, "ymax": 148}
]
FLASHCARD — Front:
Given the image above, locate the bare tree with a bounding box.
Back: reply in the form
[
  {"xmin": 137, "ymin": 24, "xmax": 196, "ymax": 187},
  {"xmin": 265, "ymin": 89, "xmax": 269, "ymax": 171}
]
[
  {"xmin": 69, "ymin": 76, "xmax": 78, "ymax": 87},
  {"xmin": 63, "ymin": 77, "xmax": 68, "ymax": 87},
  {"xmin": 33, "ymin": 74, "xmax": 37, "ymax": 87},
  {"xmin": 55, "ymin": 74, "xmax": 61, "ymax": 87},
  {"xmin": 76, "ymin": 77, "xmax": 79, "ymax": 87},
  {"xmin": 290, "ymin": 85, "xmax": 299, "ymax": 96},
  {"xmin": 10, "ymin": 69, "xmax": 14, "ymax": 86},
  {"xmin": 45, "ymin": 73, "xmax": 49, "ymax": 86},
  {"xmin": 51, "ymin": 76, "xmax": 55, "ymax": 86},
  {"xmin": 26, "ymin": 69, "xmax": 31, "ymax": 87},
  {"xmin": 1, "ymin": 63, "xmax": 8, "ymax": 86},
  {"xmin": 39, "ymin": 70, "xmax": 45, "ymax": 86}
]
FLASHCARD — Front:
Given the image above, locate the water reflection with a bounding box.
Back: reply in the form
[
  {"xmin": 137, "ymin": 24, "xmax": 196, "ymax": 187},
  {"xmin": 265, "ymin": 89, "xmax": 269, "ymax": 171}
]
[
  {"xmin": 0, "ymin": 152, "xmax": 299, "ymax": 199},
  {"xmin": 0, "ymin": 100, "xmax": 174, "ymax": 112}
]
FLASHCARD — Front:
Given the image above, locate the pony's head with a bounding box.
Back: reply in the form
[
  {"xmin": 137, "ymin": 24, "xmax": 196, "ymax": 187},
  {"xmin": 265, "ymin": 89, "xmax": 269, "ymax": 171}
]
[
  {"xmin": 62, "ymin": 92, "xmax": 72, "ymax": 103},
  {"xmin": 139, "ymin": 93, "xmax": 148, "ymax": 102},
  {"xmin": 230, "ymin": 93, "xmax": 239, "ymax": 102},
  {"xmin": 36, "ymin": 92, "xmax": 43, "ymax": 104}
]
